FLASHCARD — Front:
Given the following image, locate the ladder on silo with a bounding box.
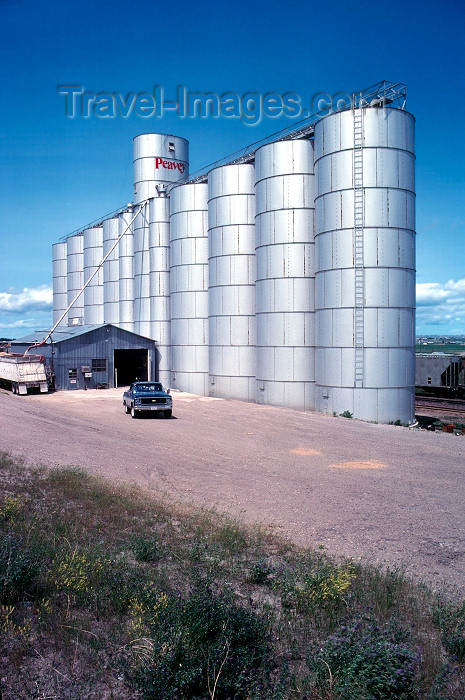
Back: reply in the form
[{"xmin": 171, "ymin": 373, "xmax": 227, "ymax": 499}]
[{"xmin": 353, "ymin": 108, "xmax": 364, "ymax": 388}]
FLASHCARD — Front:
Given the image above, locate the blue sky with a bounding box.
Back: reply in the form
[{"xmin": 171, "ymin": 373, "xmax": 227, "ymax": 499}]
[{"xmin": 0, "ymin": 0, "xmax": 464, "ymax": 339}]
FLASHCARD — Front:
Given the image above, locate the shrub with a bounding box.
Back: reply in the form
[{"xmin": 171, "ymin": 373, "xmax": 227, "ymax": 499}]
[
  {"xmin": 50, "ymin": 547, "xmax": 107, "ymax": 595},
  {"xmin": 273, "ymin": 558, "xmax": 355, "ymax": 615},
  {"xmin": 297, "ymin": 561, "xmax": 355, "ymax": 610},
  {"xmin": 248, "ymin": 560, "xmax": 274, "ymax": 585},
  {"xmin": 123, "ymin": 588, "xmax": 271, "ymax": 699},
  {"xmin": 131, "ymin": 534, "xmax": 162, "ymax": 562},
  {"xmin": 213, "ymin": 522, "xmax": 248, "ymax": 554},
  {"xmin": 309, "ymin": 616, "xmax": 421, "ymax": 699},
  {"xmin": 434, "ymin": 599, "xmax": 465, "ymax": 662},
  {"xmin": 0, "ymin": 534, "xmax": 42, "ymax": 604},
  {"xmin": 0, "ymin": 495, "xmax": 28, "ymax": 522}
]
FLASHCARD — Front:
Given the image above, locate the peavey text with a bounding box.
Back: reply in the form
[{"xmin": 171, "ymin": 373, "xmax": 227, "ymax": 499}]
[{"xmin": 155, "ymin": 157, "xmax": 186, "ymax": 174}]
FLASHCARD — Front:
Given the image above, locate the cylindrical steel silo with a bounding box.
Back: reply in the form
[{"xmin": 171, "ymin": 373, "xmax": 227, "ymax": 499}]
[
  {"xmin": 208, "ymin": 163, "xmax": 256, "ymax": 401},
  {"xmin": 103, "ymin": 217, "xmax": 120, "ymax": 325},
  {"xmin": 66, "ymin": 234, "xmax": 84, "ymax": 326},
  {"xmin": 255, "ymin": 140, "xmax": 316, "ymax": 410},
  {"xmin": 133, "ymin": 202, "xmax": 151, "ymax": 338},
  {"xmin": 52, "ymin": 242, "xmax": 68, "ymax": 326},
  {"xmin": 170, "ymin": 183, "xmax": 209, "ymax": 395},
  {"xmin": 314, "ymin": 106, "xmax": 416, "ymax": 424},
  {"xmin": 118, "ymin": 208, "xmax": 135, "ymax": 331},
  {"xmin": 133, "ymin": 133, "xmax": 189, "ymax": 204},
  {"xmin": 149, "ymin": 196, "xmax": 171, "ymax": 385},
  {"xmin": 83, "ymin": 225, "xmax": 104, "ymax": 325}
]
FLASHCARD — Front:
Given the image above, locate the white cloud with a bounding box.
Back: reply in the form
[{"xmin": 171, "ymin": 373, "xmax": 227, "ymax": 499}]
[
  {"xmin": 0, "ymin": 286, "xmax": 53, "ymax": 313},
  {"xmin": 416, "ymin": 278, "xmax": 465, "ymax": 333},
  {"xmin": 0, "ymin": 318, "xmax": 42, "ymax": 330},
  {"xmin": 416, "ymin": 283, "xmax": 451, "ymax": 306},
  {"xmin": 445, "ymin": 279, "xmax": 465, "ymax": 293}
]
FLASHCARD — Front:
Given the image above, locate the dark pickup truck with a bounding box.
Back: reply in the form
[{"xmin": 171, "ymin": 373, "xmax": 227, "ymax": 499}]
[{"xmin": 123, "ymin": 381, "xmax": 173, "ymax": 418}]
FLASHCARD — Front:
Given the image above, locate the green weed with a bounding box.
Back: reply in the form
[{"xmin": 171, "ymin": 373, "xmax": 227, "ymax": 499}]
[
  {"xmin": 122, "ymin": 587, "xmax": 271, "ymax": 699},
  {"xmin": 309, "ymin": 616, "xmax": 421, "ymax": 699},
  {"xmin": 434, "ymin": 598, "xmax": 465, "ymax": 662}
]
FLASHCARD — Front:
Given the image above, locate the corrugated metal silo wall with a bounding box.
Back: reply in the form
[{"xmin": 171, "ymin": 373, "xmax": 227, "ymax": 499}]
[
  {"xmin": 314, "ymin": 106, "xmax": 416, "ymax": 424},
  {"xmin": 103, "ymin": 217, "xmax": 120, "ymax": 325},
  {"xmin": 66, "ymin": 234, "xmax": 84, "ymax": 325},
  {"xmin": 169, "ymin": 183, "xmax": 209, "ymax": 395},
  {"xmin": 149, "ymin": 196, "xmax": 171, "ymax": 386},
  {"xmin": 133, "ymin": 202, "xmax": 151, "ymax": 338},
  {"xmin": 52, "ymin": 242, "xmax": 68, "ymax": 326},
  {"xmin": 255, "ymin": 139, "xmax": 316, "ymax": 410},
  {"xmin": 133, "ymin": 133, "xmax": 189, "ymax": 204},
  {"xmin": 208, "ymin": 164, "xmax": 256, "ymax": 401},
  {"xmin": 83, "ymin": 226, "xmax": 104, "ymax": 325},
  {"xmin": 118, "ymin": 210, "xmax": 135, "ymax": 331}
]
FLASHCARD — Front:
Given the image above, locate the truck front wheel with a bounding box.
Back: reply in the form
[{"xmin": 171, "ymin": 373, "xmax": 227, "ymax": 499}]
[
  {"xmin": 124, "ymin": 403, "xmax": 130, "ymax": 414},
  {"xmin": 131, "ymin": 406, "xmax": 137, "ymax": 418}
]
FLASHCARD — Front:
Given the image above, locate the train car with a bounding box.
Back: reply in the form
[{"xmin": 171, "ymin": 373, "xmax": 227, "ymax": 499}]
[{"xmin": 415, "ymin": 353, "xmax": 464, "ymax": 397}]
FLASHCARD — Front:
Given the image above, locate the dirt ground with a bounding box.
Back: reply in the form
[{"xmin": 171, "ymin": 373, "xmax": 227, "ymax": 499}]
[{"xmin": 1, "ymin": 387, "xmax": 465, "ymax": 595}]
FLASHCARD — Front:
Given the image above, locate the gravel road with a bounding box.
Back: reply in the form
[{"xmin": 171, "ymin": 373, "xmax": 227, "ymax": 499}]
[{"xmin": 1, "ymin": 387, "xmax": 464, "ymax": 594}]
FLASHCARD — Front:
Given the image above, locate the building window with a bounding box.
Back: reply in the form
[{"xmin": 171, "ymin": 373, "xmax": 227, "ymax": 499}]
[
  {"xmin": 68, "ymin": 368, "xmax": 77, "ymax": 379},
  {"xmin": 92, "ymin": 358, "xmax": 107, "ymax": 372},
  {"xmin": 427, "ymin": 377, "xmax": 432, "ymax": 385}
]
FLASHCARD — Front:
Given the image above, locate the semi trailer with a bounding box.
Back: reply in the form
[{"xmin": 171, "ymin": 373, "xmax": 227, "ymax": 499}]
[{"xmin": 0, "ymin": 352, "xmax": 50, "ymax": 395}]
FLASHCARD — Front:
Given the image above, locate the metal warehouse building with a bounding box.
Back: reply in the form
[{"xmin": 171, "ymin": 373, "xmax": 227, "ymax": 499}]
[
  {"xmin": 49, "ymin": 81, "xmax": 416, "ymax": 424},
  {"xmin": 10, "ymin": 325, "xmax": 157, "ymax": 391}
]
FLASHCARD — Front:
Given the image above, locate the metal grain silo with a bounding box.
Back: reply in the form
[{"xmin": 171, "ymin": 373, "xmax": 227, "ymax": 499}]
[
  {"xmin": 208, "ymin": 164, "xmax": 256, "ymax": 401},
  {"xmin": 83, "ymin": 225, "xmax": 104, "ymax": 325},
  {"xmin": 103, "ymin": 217, "xmax": 120, "ymax": 324},
  {"xmin": 133, "ymin": 133, "xmax": 189, "ymax": 204},
  {"xmin": 52, "ymin": 242, "xmax": 68, "ymax": 326},
  {"xmin": 149, "ymin": 196, "xmax": 171, "ymax": 385},
  {"xmin": 118, "ymin": 208, "xmax": 135, "ymax": 331},
  {"xmin": 255, "ymin": 140, "xmax": 315, "ymax": 410},
  {"xmin": 170, "ymin": 183, "xmax": 209, "ymax": 395},
  {"xmin": 133, "ymin": 202, "xmax": 151, "ymax": 338},
  {"xmin": 66, "ymin": 234, "xmax": 84, "ymax": 326},
  {"xmin": 314, "ymin": 106, "xmax": 416, "ymax": 424}
]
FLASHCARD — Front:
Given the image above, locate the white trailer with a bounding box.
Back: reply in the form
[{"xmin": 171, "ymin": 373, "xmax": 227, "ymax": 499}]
[{"xmin": 0, "ymin": 352, "xmax": 49, "ymax": 395}]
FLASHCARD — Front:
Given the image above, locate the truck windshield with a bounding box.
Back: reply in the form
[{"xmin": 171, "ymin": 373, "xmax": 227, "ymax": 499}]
[{"xmin": 134, "ymin": 383, "xmax": 163, "ymax": 392}]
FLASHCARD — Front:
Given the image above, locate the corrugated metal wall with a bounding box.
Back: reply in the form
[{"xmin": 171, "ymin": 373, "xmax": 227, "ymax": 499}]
[
  {"xmin": 170, "ymin": 183, "xmax": 209, "ymax": 396},
  {"xmin": 208, "ymin": 163, "xmax": 256, "ymax": 401},
  {"xmin": 44, "ymin": 327, "xmax": 156, "ymax": 390},
  {"xmin": 255, "ymin": 139, "xmax": 316, "ymax": 410},
  {"xmin": 314, "ymin": 107, "xmax": 415, "ymax": 424}
]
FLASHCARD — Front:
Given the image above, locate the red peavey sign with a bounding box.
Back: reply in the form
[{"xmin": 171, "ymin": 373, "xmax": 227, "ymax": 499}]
[{"xmin": 155, "ymin": 157, "xmax": 186, "ymax": 174}]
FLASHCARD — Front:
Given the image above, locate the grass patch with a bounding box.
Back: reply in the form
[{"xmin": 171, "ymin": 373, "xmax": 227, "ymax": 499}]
[{"xmin": 0, "ymin": 450, "xmax": 464, "ymax": 698}]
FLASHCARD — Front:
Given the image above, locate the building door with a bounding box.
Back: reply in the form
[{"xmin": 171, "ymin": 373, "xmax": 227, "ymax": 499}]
[{"xmin": 113, "ymin": 349, "xmax": 148, "ymax": 386}]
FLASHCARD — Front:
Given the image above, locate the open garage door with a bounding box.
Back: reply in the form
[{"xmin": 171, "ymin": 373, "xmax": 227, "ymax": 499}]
[{"xmin": 114, "ymin": 349, "xmax": 148, "ymax": 387}]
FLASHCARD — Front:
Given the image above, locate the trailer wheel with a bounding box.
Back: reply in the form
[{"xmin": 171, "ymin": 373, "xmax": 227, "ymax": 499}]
[
  {"xmin": 12, "ymin": 383, "xmax": 17, "ymax": 395},
  {"xmin": 131, "ymin": 406, "xmax": 137, "ymax": 419}
]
